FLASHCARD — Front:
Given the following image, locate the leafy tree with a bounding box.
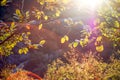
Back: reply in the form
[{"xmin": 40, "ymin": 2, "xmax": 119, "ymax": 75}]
[
  {"xmin": 0, "ymin": 0, "xmax": 70, "ymax": 56},
  {"xmin": 1, "ymin": 0, "xmax": 120, "ymax": 55}
]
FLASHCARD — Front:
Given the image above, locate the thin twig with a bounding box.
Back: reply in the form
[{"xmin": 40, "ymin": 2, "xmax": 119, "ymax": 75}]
[{"xmin": 21, "ymin": 0, "xmax": 24, "ymax": 14}]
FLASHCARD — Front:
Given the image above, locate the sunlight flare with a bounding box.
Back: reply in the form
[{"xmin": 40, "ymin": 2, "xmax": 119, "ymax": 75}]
[{"xmin": 74, "ymin": 0, "xmax": 103, "ymax": 10}]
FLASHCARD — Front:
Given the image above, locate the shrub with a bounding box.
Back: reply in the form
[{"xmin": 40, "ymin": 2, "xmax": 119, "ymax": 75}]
[
  {"xmin": 0, "ymin": 64, "xmax": 16, "ymax": 80},
  {"xmin": 44, "ymin": 49, "xmax": 120, "ymax": 80}
]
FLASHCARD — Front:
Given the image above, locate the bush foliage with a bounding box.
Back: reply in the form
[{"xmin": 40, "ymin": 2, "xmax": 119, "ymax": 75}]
[{"xmin": 44, "ymin": 49, "xmax": 120, "ymax": 80}]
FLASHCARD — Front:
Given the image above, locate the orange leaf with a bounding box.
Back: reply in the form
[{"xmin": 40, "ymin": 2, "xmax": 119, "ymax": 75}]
[{"xmin": 26, "ymin": 25, "xmax": 30, "ymax": 30}]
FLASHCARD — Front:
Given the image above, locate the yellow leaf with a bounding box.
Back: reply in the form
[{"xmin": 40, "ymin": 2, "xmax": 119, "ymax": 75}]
[
  {"xmin": 40, "ymin": 0, "xmax": 44, "ymax": 5},
  {"xmin": 96, "ymin": 45, "xmax": 104, "ymax": 52},
  {"xmin": 56, "ymin": 10, "xmax": 61, "ymax": 17},
  {"xmin": 46, "ymin": 0, "xmax": 55, "ymax": 2},
  {"xmin": 68, "ymin": 43, "xmax": 73, "ymax": 48},
  {"xmin": 26, "ymin": 11, "xmax": 29, "ymax": 18},
  {"xmin": 0, "ymin": 47, "xmax": 3, "ymax": 53},
  {"xmin": 114, "ymin": 21, "xmax": 119, "ymax": 28},
  {"xmin": 96, "ymin": 36, "xmax": 102, "ymax": 42},
  {"xmin": 55, "ymin": 12, "xmax": 60, "ymax": 17},
  {"xmin": 73, "ymin": 42, "xmax": 79, "ymax": 48},
  {"xmin": 62, "ymin": 0, "xmax": 69, "ymax": 4},
  {"xmin": 32, "ymin": 44, "xmax": 39, "ymax": 49},
  {"xmin": 39, "ymin": 40, "xmax": 46, "ymax": 45},
  {"xmin": 80, "ymin": 40, "xmax": 84, "ymax": 47},
  {"xmin": 1, "ymin": 0, "xmax": 7, "ymax": 6},
  {"xmin": 61, "ymin": 37, "xmax": 65, "ymax": 43},
  {"xmin": 44, "ymin": 16, "xmax": 48, "ymax": 20},
  {"xmin": 38, "ymin": 24, "xmax": 43, "ymax": 30},
  {"xmin": 11, "ymin": 22, "xmax": 15, "ymax": 27},
  {"xmin": 16, "ymin": 9, "xmax": 21, "ymax": 16},
  {"xmin": 64, "ymin": 35, "xmax": 69, "ymax": 41},
  {"xmin": 18, "ymin": 48, "xmax": 28, "ymax": 54},
  {"xmin": 37, "ymin": 15, "xmax": 41, "ymax": 20},
  {"xmin": 23, "ymin": 48, "xmax": 28, "ymax": 54},
  {"xmin": 18, "ymin": 49, "xmax": 23, "ymax": 54},
  {"xmin": 84, "ymin": 37, "xmax": 89, "ymax": 43},
  {"xmin": 10, "ymin": 22, "xmax": 16, "ymax": 29},
  {"xmin": 27, "ymin": 32, "xmax": 31, "ymax": 35}
]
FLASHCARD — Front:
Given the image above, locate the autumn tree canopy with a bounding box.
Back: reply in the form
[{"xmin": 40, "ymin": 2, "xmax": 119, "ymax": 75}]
[{"xmin": 0, "ymin": 0, "xmax": 120, "ymax": 57}]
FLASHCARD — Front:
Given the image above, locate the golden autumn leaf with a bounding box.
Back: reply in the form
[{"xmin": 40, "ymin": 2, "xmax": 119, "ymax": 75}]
[
  {"xmin": 96, "ymin": 45, "xmax": 104, "ymax": 52},
  {"xmin": 39, "ymin": 40, "xmax": 46, "ymax": 45},
  {"xmin": 37, "ymin": 15, "xmax": 41, "ymax": 20},
  {"xmin": 27, "ymin": 32, "xmax": 31, "ymax": 35},
  {"xmin": 32, "ymin": 44, "xmax": 39, "ymax": 49},
  {"xmin": 114, "ymin": 21, "xmax": 119, "ymax": 28},
  {"xmin": 10, "ymin": 22, "xmax": 16, "ymax": 30},
  {"xmin": 16, "ymin": 9, "xmax": 22, "ymax": 16},
  {"xmin": 38, "ymin": 24, "xmax": 43, "ymax": 30},
  {"xmin": 25, "ymin": 11, "xmax": 29, "ymax": 18},
  {"xmin": 18, "ymin": 49, "xmax": 22, "ymax": 54},
  {"xmin": 44, "ymin": 16, "xmax": 48, "ymax": 20},
  {"xmin": 55, "ymin": 12, "xmax": 60, "ymax": 17},
  {"xmin": 23, "ymin": 48, "xmax": 29, "ymax": 54},
  {"xmin": 84, "ymin": 37, "xmax": 89, "ymax": 43},
  {"xmin": 80, "ymin": 40, "xmax": 84, "ymax": 47},
  {"xmin": 68, "ymin": 43, "xmax": 73, "ymax": 48},
  {"xmin": 11, "ymin": 22, "xmax": 15, "ymax": 27},
  {"xmin": 64, "ymin": 35, "xmax": 69, "ymax": 41},
  {"xmin": 45, "ymin": 0, "xmax": 55, "ymax": 2},
  {"xmin": 96, "ymin": 36, "xmax": 102, "ymax": 42},
  {"xmin": 18, "ymin": 48, "xmax": 28, "ymax": 54},
  {"xmin": 61, "ymin": 37, "xmax": 65, "ymax": 43},
  {"xmin": 40, "ymin": 0, "xmax": 44, "ymax": 5},
  {"xmin": 73, "ymin": 42, "xmax": 79, "ymax": 48},
  {"xmin": 55, "ymin": 10, "xmax": 60, "ymax": 17},
  {"xmin": 62, "ymin": 0, "xmax": 69, "ymax": 4},
  {"xmin": 1, "ymin": 0, "xmax": 7, "ymax": 6}
]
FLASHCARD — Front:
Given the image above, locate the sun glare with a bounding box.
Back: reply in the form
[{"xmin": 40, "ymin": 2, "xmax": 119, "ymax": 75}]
[{"xmin": 74, "ymin": 0, "xmax": 103, "ymax": 10}]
